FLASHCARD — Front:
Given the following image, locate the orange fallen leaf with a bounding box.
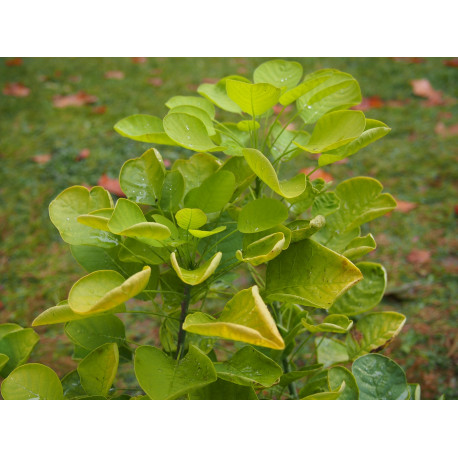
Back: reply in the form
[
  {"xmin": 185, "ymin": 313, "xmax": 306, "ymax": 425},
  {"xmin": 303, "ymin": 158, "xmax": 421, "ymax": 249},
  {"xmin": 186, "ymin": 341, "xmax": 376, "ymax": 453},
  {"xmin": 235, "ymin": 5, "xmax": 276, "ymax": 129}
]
[
  {"xmin": 68, "ymin": 75, "xmax": 82, "ymax": 83},
  {"xmin": 3, "ymin": 82, "xmax": 30, "ymax": 97},
  {"xmin": 131, "ymin": 57, "xmax": 147, "ymax": 64},
  {"xmin": 97, "ymin": 174, "xmax": 126, "ymax": 197},
  {"xmin": 391, "ymin": 57, "xmax": 425, "ymax": 64},
  {"xmin": 300, "ymin": 167, "xmax": 334, "ymax": 182},
  {"xmin": 53, "ymin": 91, "xmax": 98, "ymax": 108},
  {"xmin": 410, "ymin": 79, "xmax": 444, "ymax": 106},
  {"xmin": 92, "ymin": 105, "xmax": 107, "ymax": 114},
  {"xmin": 76, "ymin": 148, "xmax": 90, "ymax": 161},
  {"xmin": 407, "ymin": 249, "xmax": 431, "ymax": 265},
  {"xmin": 395, "ymin": 199, "xmax": 417, "ymax": 213},
  {"xmin": 5, "ymin": 58, "xmax": 23, "ymax": 67},
  {"xmin": 443, "ymin": 59, "xmax": 458, "ymax": 68},
  {"xmin": 148, "ymin": 77, "xmax": 163, "ymax": 87},
  {"xmin": 104, "ymin": 70, "xmax": 125, "ymax": 80},
  {"xmin": 353, "ymin": 95, "xmax": 384, "ymax": 111},
  {"xmin": 32, "ymin": 154, "xmax": 52, "ymax": 164},
  {"xmin": 434, "ymin": 122, "xmax": 458, "ymax": 138}
]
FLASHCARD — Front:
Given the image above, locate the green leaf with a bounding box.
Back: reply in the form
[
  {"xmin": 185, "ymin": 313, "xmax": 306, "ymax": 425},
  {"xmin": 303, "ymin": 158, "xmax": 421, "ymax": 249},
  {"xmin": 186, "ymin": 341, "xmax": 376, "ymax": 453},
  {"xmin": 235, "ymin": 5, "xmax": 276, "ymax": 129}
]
[
  {"xmin": 346, "ymin": 312, "xmax": 406, "ymax": 360},
  {"xmin": 237, "ymin": 120, "xmax": 260, "ymax": 132},
  {"xmin": 0, "ymin": 354, "xmax": 9, "ymax": 372},
  {"xmin": 226, "ymin": 80, "xmax": 281, "ymax": 116},
  {"xmin": 49, "ymin": 186, "xmax": 118, "ymax": 248},
  {"xmin": 294, "ymin": 110, "xmax": 366, "ymax": 154},
  {"xmin": 315, "ymin": 337, "xmax": 349, "ymax": 368},
  {"xmin": 352, "ymin": 354, "xmax": 409, "ymax": 400},
  {"xmin": 328, "ymin": 366, "xmax": 359, "ymax": 400},
  {"xmin": 408, "ymin": 383, "xmax": 421, "ymax": 400},
  {"xmin": 269, "ymin": 123, "xmax": 310, "ymax": 161},
  {"xmin": 243, "ymin": 148, "xmax": 307, "ymax": 198},
  {"xmin": 0, "ymin": 328, "xmax": 40, "ymax": 377},
  {"xmin": 253, "ymin": 59, "xmax": 303, "ymax": 92},
  {"xmin": 68, "ymin": 266, "xmax": 151, "ymax": 315},
  {"xmin": 188, "ymin": 226, "xmax": 226, "ymax": 238},
  {"xmin": 172, "ymin": 152, "xmax": 221, "ymax": 195},
  {"xmin": 184, "ymin": 170, "xmax": 235, "ymax": 213},
  {"xmin": 301, "ymin": 314, "xmax": 353, "ymax": 334},
  {"xmin": 318, "ymin": 119, "xmax": 391, "ymax": 166},
  {"xmin": 160, "ymin": 170, "xmax": 185, "ymax": 212},
  {"xmin": 278, "ymin": 364, "xmax": 323, "ymax": 386},
  {"xmin": 302, "ymin": 381, "xmax": 346, "ymax": 400},
  {"xmin": 342, "ymin": 234, "xmax": 377, "ymax": 261},
  {"xmin": 170, "ymin": 252, "xmax": 221, "ymax": 285},
  {"xmin": 175, "ymin": 208, "xmax": 207, "ymax": 230},
  {"xmin": 237, "ymin": 198, "xmax": 289, "ymax": 233},
  {"xmin": 119, "ymin": 148, "xmax": 165, "ymax": 205},
  {"xmin": 70, "ymin": 245, "xmax": 134, "ymax": 274},
  {"xmin": 216, "ymin": 122, "xmax": 251, "ymax": 157},
  {"xmin": 65, "ymin": 315, "xmax": 127, "ymax": 352},
  {"xmin": 134, "ymin": 345, "xmax": 217, "ymax": 400},
  {"xmin": 294, "ymin": 69, "xmax": 362, "ymax": 124},
  {"xmin": 61, "ymin": 370, "xmax": 86, "ymax": 399},
  {"xmin": 1, "ymin": 363, "xmax": 64, "ymax": 400},
  {"xmin": 118, "ymin": 238, "xmax": 169, "ymax": 265},
  {"xmin": 198, "ymin": 75, "xmax": 250, "ymax": 113},
  {"xmin": 168, "ymin": 105, "xmax": 216, "ymax": 136},
  {"xmin": 330, "ymin": 262, "xmax": 387, "ymax": 315},
  {"xmin": 163, "ymin": 113, "xmax": 223, "ymax": 153},
  {"xmin": 287, "ymin": 216, "xmax": 326, "ymax": 243},
  {"xmin": 183, "ymin": 286, "xmax": 285, "ymax": 350},
  {"xmin": 312, "ymin": 192, "xmax": 340, "ymax": 217},
  {"xmin": 188, "ymin": 378, "xmax": 258, "ymax": 400},
  {"xmin": 265, "ymin": 239, "xmax": 362, "ymax": 309},
  {"xmin": 236, "ymin": 232, "xmax": 285, "ymax": 266},
  {"xmin": 77, "ymin": 342, "xmax": 119, "ymax": 397},
  {"xmin": 214, "ymin": 346, "xmax": 283, "ymax": 387},
  {"xmin": 165, "ymin": 95, "xmax": 215, "ymax": 119},
  {"xmin": 243, "ymin": 224, "xmax": 291, "ymax": 251},
  {"xmin": 0, "ymin": 323, "xmax": 22, "ymax": 339},
  {"xmin": 279, "ymin": 72, "xmax": 332, "ymax": 106},
  {"xmin": 114, "ymin": 114, "xmax": 178, "ymax": 145},
  {"xmin": 32, "ymin": 300, "xmax": 86, "ymax": 326},
  {"xmin": 76, "ymin": 208, "xmax": 113, "ymax": 232},
  {"xmin": 107, "ymin": 198, "xmax": 171, "ymax": 242}
]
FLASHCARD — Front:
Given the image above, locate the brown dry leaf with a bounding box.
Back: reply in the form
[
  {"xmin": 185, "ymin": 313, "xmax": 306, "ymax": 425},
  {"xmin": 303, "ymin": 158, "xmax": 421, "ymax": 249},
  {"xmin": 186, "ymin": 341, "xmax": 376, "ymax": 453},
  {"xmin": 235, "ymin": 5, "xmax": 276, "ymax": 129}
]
[
  {"xmin": 410, "ymin": 79, "xmax": 444, "ymax": 106},
  {"xmin": 353, "ymin": 95, "xmax": 384, "ymax": 111},
  {"xmin": 3, "ymin": 82, "xmax": 30, "ymax": 97},
  {"xmin": 131, "ymin": 57, "xmax": 147, "ymax": 64},
  {"xmin": 97, "ymin": 174, "xmax": 126, "ymax": 197},
  {"xmin": 395, "ymin": 199, "xmax": 418, "ymax": 213},
  {"xmin": 76, "ymin": 148, "xmax": 90, "ymax": 161},
  {"xmin": 32, "ymin": 154, "xmax": 52, "ymax": 164},
  {"xmin": 434, "ymin": 122, "xmax": 458, "ymax": 138},
  {"xmin": 299, "ymin": 167, "xmax": 334, "ymax": 183},
  {"xmin": 104, "ymin": 70, "xmax": 125, "ymax": 80},
  {"xmin": 148, "ymin": 77, "xmax": 163, "ymax": 87},
  {"xmin": 53, "ymin": 91, "xmax": 98, "ymax": 108},
  {"xmin": 407, "ymin": 249, "xmax": 431, "ymax": 265},
  {"xmin": 92, "ymin": 105, "xmax": 107, "ymax": 115},
  {"xmin": 5, "ymin": 58, "xmax": 23, "ymax": 67},
  {"xmin": 443, "ymin": 59, "xmax": 458, "ymax": 68}
]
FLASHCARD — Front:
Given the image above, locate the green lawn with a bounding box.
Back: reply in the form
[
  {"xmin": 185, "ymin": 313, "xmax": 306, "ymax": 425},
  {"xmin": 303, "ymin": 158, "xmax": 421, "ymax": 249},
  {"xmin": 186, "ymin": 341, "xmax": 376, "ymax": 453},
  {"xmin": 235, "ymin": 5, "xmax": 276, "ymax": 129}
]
[{"xmin": 1, "ymin": 57, "xmax": 456, "ymax": 398}]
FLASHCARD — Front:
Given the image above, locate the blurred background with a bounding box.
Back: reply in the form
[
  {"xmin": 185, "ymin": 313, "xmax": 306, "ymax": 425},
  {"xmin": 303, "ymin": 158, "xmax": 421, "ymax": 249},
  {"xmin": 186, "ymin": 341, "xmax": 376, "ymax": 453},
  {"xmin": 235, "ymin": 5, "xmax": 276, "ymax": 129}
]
[{"xmin": 0, "ymin": 57, "xmax": 456, "ymax": 399}]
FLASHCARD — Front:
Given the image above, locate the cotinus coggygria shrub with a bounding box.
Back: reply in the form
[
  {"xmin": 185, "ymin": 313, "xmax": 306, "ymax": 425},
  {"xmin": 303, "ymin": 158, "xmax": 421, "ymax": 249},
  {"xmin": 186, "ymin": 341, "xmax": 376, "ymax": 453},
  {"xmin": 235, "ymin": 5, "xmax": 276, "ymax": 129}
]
[{"xmin": 0, "ymin": 60, "xmax": 420, "ymax": 400}]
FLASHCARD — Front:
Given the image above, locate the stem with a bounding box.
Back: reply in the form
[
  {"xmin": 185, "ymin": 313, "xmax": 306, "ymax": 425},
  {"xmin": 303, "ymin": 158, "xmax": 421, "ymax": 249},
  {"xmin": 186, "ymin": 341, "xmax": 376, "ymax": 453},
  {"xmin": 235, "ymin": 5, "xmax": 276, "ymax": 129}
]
[
  {"xmin": 282, "ymin": 357, "xmax": 299, "ymax": 400},
  {"xmin": 176, "ymin": 284, "xmax": 191, "ymax": 359}
]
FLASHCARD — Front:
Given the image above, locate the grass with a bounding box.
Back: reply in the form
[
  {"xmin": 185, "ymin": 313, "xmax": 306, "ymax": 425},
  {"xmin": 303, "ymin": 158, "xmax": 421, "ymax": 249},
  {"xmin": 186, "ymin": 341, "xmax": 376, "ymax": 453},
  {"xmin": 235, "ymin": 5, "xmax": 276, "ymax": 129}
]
[{"xmin": 1, "ymin": 57, "xmax": 456, "ymax": 399}]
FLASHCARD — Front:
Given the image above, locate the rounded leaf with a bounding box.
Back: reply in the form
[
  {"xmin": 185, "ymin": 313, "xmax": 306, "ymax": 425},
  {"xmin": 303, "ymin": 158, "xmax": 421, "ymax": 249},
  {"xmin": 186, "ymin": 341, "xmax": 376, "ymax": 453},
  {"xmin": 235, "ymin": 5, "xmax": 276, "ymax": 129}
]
[
  {"xmin": 1, "ymin": 363, "xmax": 64, "ymax": 400},
  {"xmin": 236, "ymin": 232, "xmax": 285, "ymax": 266},
  {"xmin": 238, "ymin": 198, "xmax": 289, "ymax": 233},
  {"xmin": 328, "ymin": 366, "xmax": 359, "ymax": 400},
  {"xmin": 253, "ymin": 59, "xmax": 303, "ymax": 92},
  {"xmin": 170, "ymin": 252, "xmax": 221, "ymax": 285},
  {"xmin": 175, "ymin": 208, "xmax": 207, "ymax": 230},
  {"xmin": 165, "ymin": 95, "xmax": 215, "ymax": 119}
]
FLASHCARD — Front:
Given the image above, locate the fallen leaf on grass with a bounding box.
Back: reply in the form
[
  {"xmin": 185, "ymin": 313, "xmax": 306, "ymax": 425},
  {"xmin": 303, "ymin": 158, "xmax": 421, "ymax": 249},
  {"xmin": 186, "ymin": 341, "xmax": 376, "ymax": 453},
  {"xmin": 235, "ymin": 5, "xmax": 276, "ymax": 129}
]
[
  {"xmin": 76, "ymin": 148, "xmax": 90, "ymax": 161},
  {"xmin": 353, "ymin": 95, "xmax": 384, "ymax": 111},
  {"xmin": 68, "ymin": 75, "xmax": 82, "ymax": 83},
  {"xmin": 391, "ymin": 57, "xmax": 425, "ymax": 64},
  {"xmin": 92, "ymin": 105, "xmax": 107, "ymax": 114},
  {"xmin": 395, "ymin": 199, "xmax": 418, "ymax": 213},
  {"xmin": 3, "ymin": 82, "xmax": 30, "ymax": 97},
  {"xmin": 407, "ymin": 249, "xmax": 431, "ymax": 265},
  {"xmin": 443, "ymin": 59, "xmax": 458, "ymax": 68},
  {"xmin": 104, "ymin": 70, "xmax": 125, "ymax": 80},
  {"xmin": 32, "ymin": 154, "xmax": 52, "ymax": 164},
  {"xmin": 434, "ymin": 122, "xmax": 458, "ymax": 138},
  {"xmin": 131, "ymin": 57, "xmax": 147, "ymax": 64},
  {"xmin": 410, "ymin": 79, "xmax": 444, "ymax": 106},
  {"xmin": 299, "ymin": 167, "xmax": 334, "ymax": 182},
  {"xmin": 5, "ymin": 58, "xmax": 23, "ymax": 67},
  {"xmin": 53, "ymin": 91, "xmax": 98, "ymax": 108},
  {"xmin": 151, "ymin": 68, "xmax": 163, "ymax": 76},
  {"xmin": 97, "ymin": 174, "xmax": 126, "ymax": 197},
  {"xmin": 148, "ymin": 77, "xmax": 163, "ymax": 87}
]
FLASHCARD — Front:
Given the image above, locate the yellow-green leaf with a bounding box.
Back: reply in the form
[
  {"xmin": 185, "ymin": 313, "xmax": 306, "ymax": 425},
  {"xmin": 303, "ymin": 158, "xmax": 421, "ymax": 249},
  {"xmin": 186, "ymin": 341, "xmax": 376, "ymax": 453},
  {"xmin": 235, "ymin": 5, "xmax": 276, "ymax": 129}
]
[
  {"xmin": 236, "ymin": 232, "xmax": 285, "ymax": 266},
  {"xmin": 170, "ymin": 252, "xmax": 221, "ymax": 285},
  {"xmin": 32, "ymin": 300, "xmax": 86, "ymax": 326},
  {"xmin": 301, "ymin": 314, "xmax": 353, "ymax": 334},
  {"xmin": 188, "ymin": 226, "xmax": 227, "ymax": 238},
  {"xmin": 175, "ymin": 208, "xmax": 207, "ymax": 230}
]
